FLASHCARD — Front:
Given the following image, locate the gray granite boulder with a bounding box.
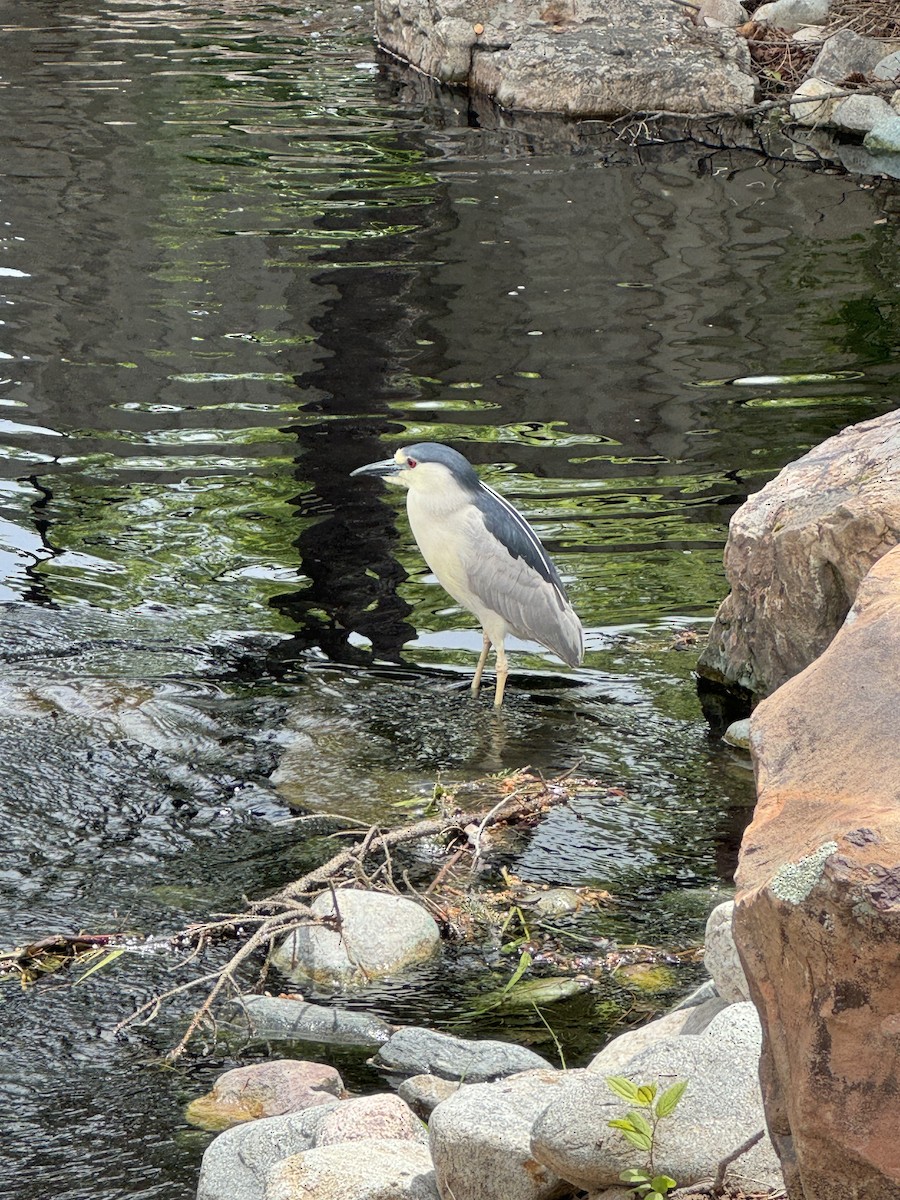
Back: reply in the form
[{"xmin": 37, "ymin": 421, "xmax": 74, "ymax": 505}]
[
  {"xmin": 865, "ymin": 114, "xmax": 900, "ymax": 153},
  {"xmin": 703, "ymin": 901, "xmax": 751, "ymax": 1003},
  {"xmin": 370, "ymin": 1025, "xmax": 552, "ymax": 1082},
  {"xmin": 264, "ymin": 1139, "xmax": 438, "ymax": 1200},
  {"xmin": 832, "ymin": 93, "xmax": 896, "ymax": 135},
  {"xmin": 198, "ymin": 1096, "xmax": 426, "ymax": 1200},
  {"xmin": 429, "ymin": 1068, "xmax": 589, "ymax": 1200},
  {"xmin": 270, "ymin": 889, "xmax": 441, "ymax": 987},
  {"xmin": 375, "ymin": 0, "xmax": 755, "ymax": 117},
  {"xmin": 806, "ymin": 28, "xmax": 900, "ymax": 83},
  {"xmin": 198, "ymin": 1106, "xmax": 339, "ymax": 1200},
  {"xmin": 531, "ymin": 1004, "xmax": 782, "ymax": 1193}
]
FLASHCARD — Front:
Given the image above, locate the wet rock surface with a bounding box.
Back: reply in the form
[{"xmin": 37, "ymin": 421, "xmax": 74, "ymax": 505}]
[
  {"xmin": 698, "ymin": 408, "xmax": 900, "ymax": 703},
  {"xmin": 735, "ymin": 545, "xmax": 900, "ymax": 1199},
  {"xmin": 375, "ymin": 0, "xmax": 755, "ymax": 116},
  {"xmin": 235, "ymin": 995, "xmax": 394, "ymax": 1048},
  {"xmin": 370, "ymin": 1025, "xmax": 553, "ymax": 1082}
]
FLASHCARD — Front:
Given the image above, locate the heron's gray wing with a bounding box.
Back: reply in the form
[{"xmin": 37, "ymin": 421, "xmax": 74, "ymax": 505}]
[{"xmin": 461, "ymin": 490, "xmax": 584, "ymax": 666}]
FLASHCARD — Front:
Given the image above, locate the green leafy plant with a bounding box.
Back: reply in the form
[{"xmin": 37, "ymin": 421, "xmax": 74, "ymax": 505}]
[{"xmin": 606, "ymin": 1075, "xmax": 688, "ymax": 1199}]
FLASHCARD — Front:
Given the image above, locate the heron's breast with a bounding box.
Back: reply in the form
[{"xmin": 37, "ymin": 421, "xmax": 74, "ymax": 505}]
[{"xmin": 406, "ymin": 496, "xmax": 484, "ymax": 612}]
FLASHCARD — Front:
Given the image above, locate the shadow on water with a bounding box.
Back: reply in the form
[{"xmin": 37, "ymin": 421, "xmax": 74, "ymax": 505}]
[{"xmin": 0, "ymin": 1, "xmax": 897, "ymax": 1198}]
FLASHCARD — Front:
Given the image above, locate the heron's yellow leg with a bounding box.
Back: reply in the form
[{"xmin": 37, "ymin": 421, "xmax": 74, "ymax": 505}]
[
  {"xmin": 493, "ymin": 642, "xmax": 509, "ymax": 707},
  {"xmin": 471, "ymin": 633, "xmax": 492, "ymax": 695}
]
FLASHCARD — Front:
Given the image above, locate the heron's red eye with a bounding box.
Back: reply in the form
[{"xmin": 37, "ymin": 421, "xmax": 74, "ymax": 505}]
[{"xmin": 407, "ymin": 458, "xmax": 417, "ymax": 468}]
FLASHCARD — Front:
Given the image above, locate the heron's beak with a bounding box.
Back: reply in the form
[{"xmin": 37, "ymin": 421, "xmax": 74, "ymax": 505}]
[{"xmin": 350, "ymin": 457, "xmax": 404, "ymax": 480}]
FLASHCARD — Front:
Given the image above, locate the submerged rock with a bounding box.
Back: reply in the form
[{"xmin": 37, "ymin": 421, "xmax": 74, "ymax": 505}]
[
  {"xmin": 735, "ymin": 545, "xmax": 900, "ymax": 1198},
  {"xmin": 235, "ymin": 995, "xmax": 394, "ymax": 1048},
  {"xmin": 186, "ymin": 1060, "xmax": 344, "ymax": 1132},
  {"xmin": 270, "ymin": 889, "xmax": 441, "ymax": 987},
  {"xmin": 370, "ymin": 1026, "xmax": 552, "ymax": 1082},
  {"xmin": 698, "ymin": 409, "xmax": 900, "ymax": 704},
  {"xmin": 264, "ymin": 1138, "xmax": 438, "ymax": 1200},
  {"xmin": 375, "ymin": 0, "xmax": 755, "ymax": 117}
]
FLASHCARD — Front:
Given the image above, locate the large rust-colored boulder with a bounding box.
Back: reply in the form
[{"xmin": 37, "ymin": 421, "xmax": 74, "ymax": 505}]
[
  {"xmin": 698, "ymin": 409, "xmax": 900, "ymax": 705},
  {"xmin": 734, "ymin": 545, "xmax": 900, "ymax": 1199}
]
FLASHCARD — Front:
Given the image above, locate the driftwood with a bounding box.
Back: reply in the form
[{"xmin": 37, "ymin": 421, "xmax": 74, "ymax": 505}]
[{"xmin": 113, "ymin": 767, "xmax": 580, "ymax": 1060}]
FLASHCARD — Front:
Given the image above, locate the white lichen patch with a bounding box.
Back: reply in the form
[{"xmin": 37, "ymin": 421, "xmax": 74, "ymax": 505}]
[{"xmin": 771, "ymin": 841, "xmax": 838, "ymax": 903}]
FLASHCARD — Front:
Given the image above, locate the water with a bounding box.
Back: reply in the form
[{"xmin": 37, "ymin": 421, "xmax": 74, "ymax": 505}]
[{"xmin": 0, "ymin": 2, "xmax": 898, "ymax": 1196}]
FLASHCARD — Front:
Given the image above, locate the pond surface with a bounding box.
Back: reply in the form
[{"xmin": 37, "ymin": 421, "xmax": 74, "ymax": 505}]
[{"xmin": 1, "ymin": 2, "xmax": 898, "ymax": 1197}]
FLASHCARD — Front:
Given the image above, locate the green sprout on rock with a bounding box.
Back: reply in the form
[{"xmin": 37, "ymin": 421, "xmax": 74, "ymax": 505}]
[{"xmin": 606, "ymin": 1075, "xmax": 688, "ymax": 1200}]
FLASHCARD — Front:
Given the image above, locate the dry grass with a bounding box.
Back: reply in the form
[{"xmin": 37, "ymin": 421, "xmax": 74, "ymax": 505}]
[{"xmin": 830, "ymin": 0, "xmax": 900, "ymax": 39}]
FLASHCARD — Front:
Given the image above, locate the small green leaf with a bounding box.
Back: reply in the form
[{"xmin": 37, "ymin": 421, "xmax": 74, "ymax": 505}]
[
  {"xmin": 646, "ymin": 1191, "xmax": 665, "ymax": 1200},
  {"xmin": 636, "ymin": 1084, "xmax": 657, "ymax": 1105},
  {"xmin": 650, "ymin": 1176, "xmax": 677, "ymax": 1192},
  {"xmin": 656, "ymin": 1079, "xmax": 688, "ymax": 1118},
  {"xmin": 606, "ymin": 1075, "xmax": 642, "ymax": 1102},
  {"xmin": 608, "ymin": 1118, "xmax": 636, "ymax": 1132},
  {"xmin": 626, "ymin": 1111, "xmax": 653, "ymax": 1138},
  {"xmin": 620, "ymin": 1168, "xmax": 649, "ymax": 1184},
  {"xmin": 621, "ymin": 1128, "xmax": 653, "ymax": 1152}
]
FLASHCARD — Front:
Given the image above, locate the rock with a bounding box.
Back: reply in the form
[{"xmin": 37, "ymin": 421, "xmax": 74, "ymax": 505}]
[
  {"xmin": 316, "ymin": 1094, "xmax": 427, "ymax": 1145},
  {"xmin": 186, "ymin": 1060, "xmax": 344, "ymax": 1132},
  {"xmin": 198, "ymin": 1105, "xmax": 339, "ymax": 1200},
  {"xmin": 611, "ymin": 962, "xmax": 676, "ymax": 993},
  {"xmin": 838, "ymin": 142, "xmax": 900, "ymax": 179},
  {"xmin": 397, "ymin": 1074, "xmax": 462, "ymax": 1118},
  {"xmin": 235, "ymin": 995, "xmax": 394, "ymax": 1048},
  {"xmin": 678, "ymin": 995, "xmax": 732, "ymax": 1033},
  {"xmin": 669, "ymin": 977, "xmax": 719, "ymax": 1010},
  {"xmin": 270, "ymin": 889, "xmax": 441, "ymax": 987},
  {"xmin": 370, "ymin": 1026, "xmax": 552, "ymax": 1082},
  {"xmin": 864, "ymin": 114, "xmax": 900, "ymax": 153},
  {"xmin": 806, "ymin": 28, "xmax": 900, "ymax": 83},
  {"xmin": 697, "ymin": 0, "xmax": 748, "ymax": 28},
  {"xmin": 264, "ymin": 1138, "xmax": 438, "ymax": 1200},
  {"xmin": 198, "ymin": 1095, "xmax": 426, "ymax": 1200},
  {"xmin": 735, "ymin": 545, "xmax": 900, "ymax": 1199},
  {"xmin": 874, "ymin": 51, "xmax": 900, "ymax": 81},
  {"xmin": 752, "ymin": 0, "xmax": 829, "ymax": 33},
  {"xmin": 704, "ymin": 901, "xmax": 751, "ymax": 1002},
  {"xmin": 429, "ymin": 1068, "xmax": 584, "ymax": 1200},
  {"xmin": 531, "ymin": 1004, "xmax": 782, "ymax": 1192},
  {"xmin": 832, "ymin": 93, "xmax": 896, "ymax": 134},
  {"xmin": 697, "ymin": 409, "xmax": 900, "ymax": 703},
  {"xmin": 723, "ymin": 717, "xmax": 751, "ymax": 748},
  {"xmin": 789, "ymin": 77, "xmax": 845, "ymax": 126},
  {"xmin": 375, "ymin": 0, "xmax": 755, "ymax": 117},
  {"xmin": 587, "ymin": 1007, "xmax": 698, "ymax": 1075}
]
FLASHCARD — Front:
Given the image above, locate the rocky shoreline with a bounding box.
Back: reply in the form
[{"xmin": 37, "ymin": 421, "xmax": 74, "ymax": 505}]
[
  {"xmin": 376, "ymin": 0, "xmax": 900, "ymax": 177},
  {"xmin": 192, "ymin": 897, "xmax": 781, "ymax": 1200}
]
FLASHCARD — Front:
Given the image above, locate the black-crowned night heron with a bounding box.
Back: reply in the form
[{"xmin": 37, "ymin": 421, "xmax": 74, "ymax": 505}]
[{"xmin": 351, "ymin": 442, "xmax": 583, "ymax": 706}]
